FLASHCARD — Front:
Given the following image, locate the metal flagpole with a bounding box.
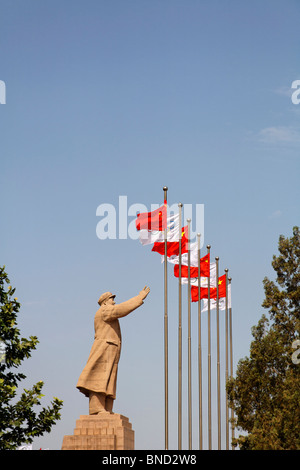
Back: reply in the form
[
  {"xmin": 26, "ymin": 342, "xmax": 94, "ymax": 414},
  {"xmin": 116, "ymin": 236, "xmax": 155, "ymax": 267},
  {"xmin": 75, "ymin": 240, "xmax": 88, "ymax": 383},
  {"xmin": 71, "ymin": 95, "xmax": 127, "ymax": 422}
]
[
  {"xmin": 207, "ymin": 244, "xmax": 212, "ymax": 450},
  {"xmin": 163, "ymin": 186, "xmax": 168, "ymax": 450},
  {"xmin": 228, "ymin": 277, "xmax": 235, "ymax": 449},
  {"xmin": 197, "ymin": 234, "xmax": 203, "ymax": 450},
  {"xmin": 178, "ymin": 203, "xmax": 183, "ymax": 450},
  {"xmin": 215, "ymin": 257, "xmax": 221, "ymax": 450},
  {"xmin": 224, "ymin": 268, "xmax": 229, "ymax": 450},
  {"xmin": 187, "ymin": 218, "xmax": 192, "ymax": 450}
]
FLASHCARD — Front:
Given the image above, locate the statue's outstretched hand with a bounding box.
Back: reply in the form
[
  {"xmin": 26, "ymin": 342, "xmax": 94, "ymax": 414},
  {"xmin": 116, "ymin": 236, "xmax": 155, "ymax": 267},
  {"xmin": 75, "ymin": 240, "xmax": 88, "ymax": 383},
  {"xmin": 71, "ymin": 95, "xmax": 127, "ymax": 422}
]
[{"xmin": 140, "ymin": 286, "xmax": 150, "ymax": 300}]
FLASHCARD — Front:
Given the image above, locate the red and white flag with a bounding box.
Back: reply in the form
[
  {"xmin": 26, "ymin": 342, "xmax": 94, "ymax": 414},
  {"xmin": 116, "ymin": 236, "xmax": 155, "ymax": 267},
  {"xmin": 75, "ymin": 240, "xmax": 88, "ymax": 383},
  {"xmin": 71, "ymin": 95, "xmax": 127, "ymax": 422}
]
[
  {"xmin": 138, "ymin": 213, "xmax": 179, "ymax": 245},
  {"xmin": 202, "ymin": 283, "xmax": 231, "ymax": 311},
  {"xmin": 174, "ymin": 253, "xmax": 210, "ymax": 278},
  {"xmin": 152, "ymin": 225, "xmax": 189, "ymax": 257},
  {"xmin": 191, "ymin": 274, "xmax": 228, "ymax": 305},
  {"xmin": 176, "ymin": 262, "xmax": 216, "ymax": 287},
  {"xmin": 166, "ymin": 241, "xmax": 199, "ymax": 266}
]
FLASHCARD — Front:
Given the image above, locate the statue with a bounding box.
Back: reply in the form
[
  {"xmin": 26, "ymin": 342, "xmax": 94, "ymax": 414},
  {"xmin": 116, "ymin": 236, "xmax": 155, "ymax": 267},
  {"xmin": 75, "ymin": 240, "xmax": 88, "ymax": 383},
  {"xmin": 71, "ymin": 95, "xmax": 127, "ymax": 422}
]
[{"xmin": 76, "ymin": 286, "xmax": 150, "ymax": 414}]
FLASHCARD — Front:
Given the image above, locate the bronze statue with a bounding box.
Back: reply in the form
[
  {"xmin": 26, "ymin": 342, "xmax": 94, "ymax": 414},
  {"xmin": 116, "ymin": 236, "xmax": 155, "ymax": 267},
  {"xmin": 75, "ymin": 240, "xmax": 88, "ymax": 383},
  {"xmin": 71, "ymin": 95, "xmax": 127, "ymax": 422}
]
[{"xmin": 77, "ymin": 286, "xmax": 150, "ymax": 414}]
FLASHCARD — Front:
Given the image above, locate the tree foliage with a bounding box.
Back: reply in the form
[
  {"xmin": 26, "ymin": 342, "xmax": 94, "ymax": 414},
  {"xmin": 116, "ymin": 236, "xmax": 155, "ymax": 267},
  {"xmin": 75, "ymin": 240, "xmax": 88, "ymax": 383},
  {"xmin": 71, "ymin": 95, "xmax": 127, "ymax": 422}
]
[
  {"xmin": 227, "ymin": 226, "xmax": 300, "ymax": 450},
  {"xmin": 0, "ymin": 266, "xmax": 63, "ymax": 449}
]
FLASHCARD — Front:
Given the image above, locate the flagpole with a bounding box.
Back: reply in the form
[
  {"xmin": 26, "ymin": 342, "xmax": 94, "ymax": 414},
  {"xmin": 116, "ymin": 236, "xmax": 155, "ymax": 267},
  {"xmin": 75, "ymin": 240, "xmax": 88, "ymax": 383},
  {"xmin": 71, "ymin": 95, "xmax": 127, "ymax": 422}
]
[
  {"xmin": 197, "ymin": 233, "xmax": 202, "ymax": 450},
  {"xmin": 228, "ymin": 276, "xmax": 235, "ymax": 449},
  {"xmin": 178, "ymin": 202, "xmax": 183, "ymax": 450},
  {"xmin": 224, "ymin": 268, "xmax": 229, "ymax": 450},
  {"xmin": 207, "ymin": 244, "xmax": 212, "ymax": 450},
  {"xmin": 163, "ymin": 186, "xmax": 168, "ymax": 450},
  {"xmin": 215, "ymin": 257, "xmax": 221, "ymax": 449},
  {"xmin": 187, "ymin": 218, "xmax": 192, "ymax": 450}
]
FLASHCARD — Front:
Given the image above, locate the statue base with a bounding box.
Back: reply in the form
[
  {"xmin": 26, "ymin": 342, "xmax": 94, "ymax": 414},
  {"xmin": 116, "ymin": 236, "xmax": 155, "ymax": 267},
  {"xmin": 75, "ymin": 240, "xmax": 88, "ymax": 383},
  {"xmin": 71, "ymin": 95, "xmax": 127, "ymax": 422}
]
[{"xmin": 61, "ymin": 413, "xmax": 134, "ymax": 450}]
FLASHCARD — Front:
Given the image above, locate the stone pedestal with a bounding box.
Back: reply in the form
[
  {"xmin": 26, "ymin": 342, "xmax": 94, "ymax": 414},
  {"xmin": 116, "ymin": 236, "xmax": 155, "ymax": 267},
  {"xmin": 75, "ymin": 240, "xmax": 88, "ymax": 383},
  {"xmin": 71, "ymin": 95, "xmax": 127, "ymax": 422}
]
[{"xmin": 61, "ymin": 413, "xmax": 134, "ymax": 450}]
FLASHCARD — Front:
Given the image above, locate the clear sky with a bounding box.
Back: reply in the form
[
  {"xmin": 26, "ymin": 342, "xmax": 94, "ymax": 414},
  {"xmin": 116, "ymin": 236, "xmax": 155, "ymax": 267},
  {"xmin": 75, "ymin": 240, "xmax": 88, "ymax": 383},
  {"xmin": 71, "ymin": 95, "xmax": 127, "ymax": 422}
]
[{"xmin": 0, "ymin": 0, "xmax": 299, "ymax": 450}]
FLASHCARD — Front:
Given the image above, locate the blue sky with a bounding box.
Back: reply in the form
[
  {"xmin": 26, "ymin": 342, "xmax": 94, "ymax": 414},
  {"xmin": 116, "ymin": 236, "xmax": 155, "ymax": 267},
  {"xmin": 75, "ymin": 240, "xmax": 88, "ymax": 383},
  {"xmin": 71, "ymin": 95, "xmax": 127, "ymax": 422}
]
[{"xmin": 0, "ymin": 0, "xmax": 299, "ymax": 450}]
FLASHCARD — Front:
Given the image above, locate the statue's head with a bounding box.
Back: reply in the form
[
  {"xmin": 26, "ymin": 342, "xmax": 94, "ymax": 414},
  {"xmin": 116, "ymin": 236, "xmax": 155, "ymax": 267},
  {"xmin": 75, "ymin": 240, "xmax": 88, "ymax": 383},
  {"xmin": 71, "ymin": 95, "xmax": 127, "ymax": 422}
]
[{"xmin": 98, "ymin": 292, "xmax": 116, "ymax": 306}]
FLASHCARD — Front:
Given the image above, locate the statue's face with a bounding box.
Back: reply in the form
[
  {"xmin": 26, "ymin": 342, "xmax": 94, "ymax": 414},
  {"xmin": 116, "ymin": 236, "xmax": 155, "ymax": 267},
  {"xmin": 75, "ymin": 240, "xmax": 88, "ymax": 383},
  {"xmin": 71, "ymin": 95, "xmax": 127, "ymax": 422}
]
[{"xmin": 105, "ymin": 297, "xmax": 115, "ymax": 306}]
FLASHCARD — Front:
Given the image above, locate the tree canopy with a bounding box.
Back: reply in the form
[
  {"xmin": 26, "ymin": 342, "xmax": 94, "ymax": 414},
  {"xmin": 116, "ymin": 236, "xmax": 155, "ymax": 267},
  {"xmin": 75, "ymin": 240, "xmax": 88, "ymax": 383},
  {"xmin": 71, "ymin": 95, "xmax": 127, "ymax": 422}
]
[
  {"xmin": 227, "ymin": 226, "xmax": 300, "ymax": 450},
  {"xmin": 0, "ymin": 265, "xmax": 63, "ymax": 450}
]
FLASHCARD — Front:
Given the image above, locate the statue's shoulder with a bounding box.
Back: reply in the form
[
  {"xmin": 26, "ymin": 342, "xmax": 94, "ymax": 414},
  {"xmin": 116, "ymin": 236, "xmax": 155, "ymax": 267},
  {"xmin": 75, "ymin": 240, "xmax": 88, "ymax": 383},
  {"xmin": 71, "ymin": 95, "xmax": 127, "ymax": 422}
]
[
  {"xmin": 95, "ymin": 306, "xmax": 104, "ymax": 317},
  {"xmin": 95, "ymin": 304, "xmax": 114, "ymax": 320}
]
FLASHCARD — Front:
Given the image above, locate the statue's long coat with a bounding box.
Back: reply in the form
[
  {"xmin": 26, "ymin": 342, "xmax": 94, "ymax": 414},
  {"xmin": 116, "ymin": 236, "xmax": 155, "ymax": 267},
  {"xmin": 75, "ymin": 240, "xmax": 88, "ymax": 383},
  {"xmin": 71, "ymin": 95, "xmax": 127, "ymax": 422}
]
[{"xmin": 77, "ymin": 294, "xmax": 144, "ymax": 399}]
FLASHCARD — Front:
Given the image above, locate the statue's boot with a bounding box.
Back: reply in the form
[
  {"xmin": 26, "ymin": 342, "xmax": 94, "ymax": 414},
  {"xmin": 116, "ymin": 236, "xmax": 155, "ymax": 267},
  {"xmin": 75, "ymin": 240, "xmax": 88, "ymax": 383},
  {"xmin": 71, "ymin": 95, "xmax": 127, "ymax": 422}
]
[
  {"xmin": 89, "ymin": 392, "xmax": 108, "ymax": 414},
  {"xmin": 105, "ymin": 396, "xmax": 114, "ymax": 414}
]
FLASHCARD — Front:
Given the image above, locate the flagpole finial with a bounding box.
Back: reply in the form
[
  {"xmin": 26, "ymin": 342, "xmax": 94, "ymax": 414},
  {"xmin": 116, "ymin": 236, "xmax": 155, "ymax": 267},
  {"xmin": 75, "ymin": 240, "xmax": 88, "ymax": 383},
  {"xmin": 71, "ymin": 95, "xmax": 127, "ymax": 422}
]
[
  {"xmin": 207, "ymin": 244, "xmax": 211, "ymax": 249},
  {"xmin": 197, "ymin": 233, "xmax": 201, "ymax": 237},
  {"xmin": 215, "ymin": 256, "xmax": 219, "ymax": 261},
  {"xmin": 163, "ymin": 186, "xmax": 168, "ymax": 191},
  {"xmin": 228, "ymin": 277, "xmax": 232, "ymax": 282},
  {"xmin": 225, "ymin": 268, "xmax": 229, "ymax": 273},
  {"xmin": 178, "ymin": 202, "xmax": 183, "ymax": 207}
]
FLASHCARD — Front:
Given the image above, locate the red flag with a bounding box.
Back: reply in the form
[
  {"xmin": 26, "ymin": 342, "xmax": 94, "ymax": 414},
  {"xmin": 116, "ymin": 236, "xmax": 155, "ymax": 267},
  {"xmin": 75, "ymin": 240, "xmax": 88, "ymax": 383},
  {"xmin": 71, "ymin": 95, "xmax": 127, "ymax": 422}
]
[
  {"xmin": 135, "ymin": 204, "xmax": 167, "ymax": 231},
  {"xmin": 174, "ymin": 253, "xmax": 210, "ymax": 278},
  {"xmin": 191, "ymin": 274, "xmax": 226, "ymax": 302},
  {"xmin": 152, "ymin": 226, "xmax": 188, "ymax": 257}
]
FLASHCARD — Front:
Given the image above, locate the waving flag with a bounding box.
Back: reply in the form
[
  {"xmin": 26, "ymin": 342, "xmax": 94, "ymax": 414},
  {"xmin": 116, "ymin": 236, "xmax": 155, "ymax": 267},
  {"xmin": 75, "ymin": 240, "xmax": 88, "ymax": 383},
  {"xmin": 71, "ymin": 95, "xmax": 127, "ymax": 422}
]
[
  {"xmin": 202, "ymin": 283, "xmax": 231, "ymax": 311},
  {"xmin": 152, "ymin": 226, "xmax": 189, "ymax": 257},
  {"xmin": 166, "ymin": 242, "xmax": 206, "ymax": 266},
  {"xmin": 139, "ymin": 213, "xmax": 179, "ymax": 245},
  {"xmin": 135, "ymin": 204, "xmax": 167, "ymax": 231},
  {"xmin": 174, "ymin": 253, "xmax": 210, "ymax": 278},
  {"xmin": 177, "ymin": 262, "xmax": 216, "ymax": 287},
  {"xmin": 191, "ymin": 274, "xmax": 226, "ymax": 302}
]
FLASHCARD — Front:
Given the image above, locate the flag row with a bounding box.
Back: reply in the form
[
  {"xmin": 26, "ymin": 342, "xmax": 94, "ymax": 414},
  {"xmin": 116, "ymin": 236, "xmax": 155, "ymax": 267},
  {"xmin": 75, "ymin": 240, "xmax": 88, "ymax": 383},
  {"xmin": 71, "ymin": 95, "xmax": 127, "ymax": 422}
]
[{"xmin": 135, "ymin": 201, "xmax": 231, "ymax": 311}]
